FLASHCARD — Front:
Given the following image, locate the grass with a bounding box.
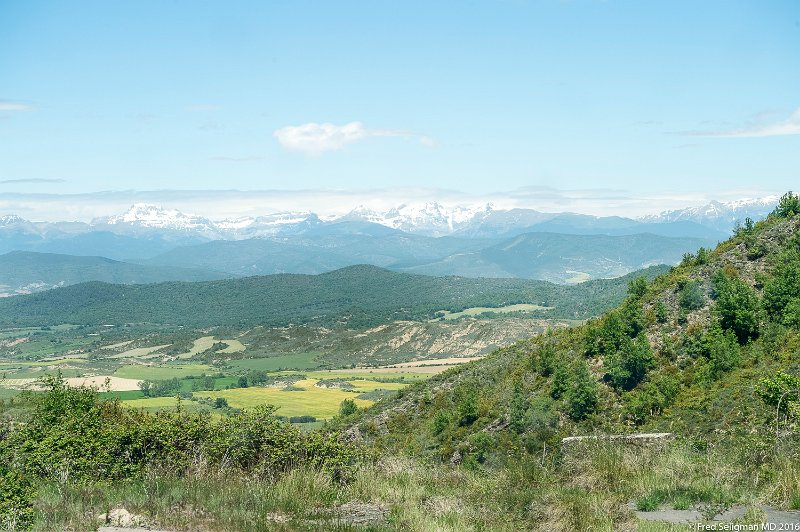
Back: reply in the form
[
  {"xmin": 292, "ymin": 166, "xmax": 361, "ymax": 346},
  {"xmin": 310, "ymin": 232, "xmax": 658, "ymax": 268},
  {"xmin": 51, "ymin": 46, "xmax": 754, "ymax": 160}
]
[
  {"xmin": 225, "ymin": 353, "xmax": 320, "ymax": 372},
  {"xmin": 219, "ymin": 339, "xmax": 246, "ymax": 353},
  {"xmin": 106, "ymin": 344, "xmax": 172, "ymax": 359},
  {"xmin": 174, "ymin": 336, "xmax": 217, "ymax": 359},
  {"xmin": 17, "ymin": 431, "xmax": 800, "ymax": 531},
  {"xmin": 120, "ymin": 396, "xmax": 207, "ymax": 412},
  {"xmin": 193, "ymin": 379, "xmax": 373, "ymax": 419},
  {"xmin": 114, "ymin": 364, "xmax": 213, "ymax": 380},
  {"xmin": 304, "ymin": 369, "xmax": 431, "ymax": 382}
]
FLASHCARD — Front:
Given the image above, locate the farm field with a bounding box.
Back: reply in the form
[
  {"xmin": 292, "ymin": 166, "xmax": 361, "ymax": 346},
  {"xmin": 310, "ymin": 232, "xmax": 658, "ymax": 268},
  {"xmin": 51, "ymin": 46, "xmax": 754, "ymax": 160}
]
[
  {"xmin": 192, "ymin": 379, "xmax": 374, "ymax": 419},
  {"xmin": 0, "ymin": 315, "xmax": 559, "ymax": 419},
  {"xmin": 113, "ymin": 364, "xmax": 214, "ymax": 380}
]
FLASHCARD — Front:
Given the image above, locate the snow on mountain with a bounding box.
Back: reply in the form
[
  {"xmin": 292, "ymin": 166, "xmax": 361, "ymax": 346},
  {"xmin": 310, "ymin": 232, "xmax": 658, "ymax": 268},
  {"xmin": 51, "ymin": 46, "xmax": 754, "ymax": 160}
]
[
  {"xmin": 0, "ymin": 215, "xmax": 27, "ymax": 226},
  {"xmin": 341, "ymin": 202, "xmax": 495, "ymax": 236},
  {"xmin": 97, "ymin": 204, "xmax": 217, "ymax": 232},
  {"xmin": 640, "ymin": 195, "xmax": 779, "ymax": 232}
]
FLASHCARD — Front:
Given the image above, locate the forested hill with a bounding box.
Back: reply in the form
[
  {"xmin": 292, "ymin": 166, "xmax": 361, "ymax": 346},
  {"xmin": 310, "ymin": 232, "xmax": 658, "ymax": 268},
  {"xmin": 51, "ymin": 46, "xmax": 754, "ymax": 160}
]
[
  {"xmin": 344, "ymin": 193, "xmax": 800, "ymax": 461},
  {"xmin": 0, "ymin": 264, "xmax": 667, "ymax": 328}
]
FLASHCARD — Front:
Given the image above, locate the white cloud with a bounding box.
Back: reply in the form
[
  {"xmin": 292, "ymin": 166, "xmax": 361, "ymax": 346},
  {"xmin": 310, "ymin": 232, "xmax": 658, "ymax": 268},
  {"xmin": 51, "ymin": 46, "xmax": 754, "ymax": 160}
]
[
  {"xmin": 0, "ymin": 101, "xmax": 34, "ymax": 112},
  {"xmin": 680, "ymin": 108, "xmax": 800, "ymax": 138},
  {"xmin": 273, "ymin": 121, "xmax": 432, "ymax": 155}
]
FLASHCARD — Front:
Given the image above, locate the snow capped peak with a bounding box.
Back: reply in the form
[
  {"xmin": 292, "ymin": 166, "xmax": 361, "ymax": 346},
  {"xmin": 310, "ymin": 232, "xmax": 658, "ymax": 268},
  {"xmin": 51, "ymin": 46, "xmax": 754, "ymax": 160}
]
[
  {"xmin": 338, "ymin": 201, "xmax": 494, "ymax": 236},
  {"xmin": 0, "ymin": 214, "xmax": 26, "ymax": 225},
  {"xmin": 97, "ymin": 204, "xmax": 218, "ymax": 234},
  {"xmin": 640, "ymin": 194, "xmax": 779, "ymax": 232}
]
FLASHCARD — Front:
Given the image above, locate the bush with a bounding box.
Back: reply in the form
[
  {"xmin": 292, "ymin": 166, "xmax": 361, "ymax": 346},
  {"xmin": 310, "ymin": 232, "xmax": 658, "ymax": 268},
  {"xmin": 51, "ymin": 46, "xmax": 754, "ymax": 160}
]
[
  {"xmin": 712, "ymin": 271, "xmax": 760, "ymax": 343},
  {"xmin": 339, "ymin": 398, "xmax": 357, "ymax": 417},
  {"xmin": 604, "ymin": 334, "xmax": 655, "ymax": 392},
  {"xmin": 679, "ymin": 280, "xmax": 705, "ymax": 311},
  {"xmin": 565, "ymin": 362, "xmax": 598, "ymax": 421}
]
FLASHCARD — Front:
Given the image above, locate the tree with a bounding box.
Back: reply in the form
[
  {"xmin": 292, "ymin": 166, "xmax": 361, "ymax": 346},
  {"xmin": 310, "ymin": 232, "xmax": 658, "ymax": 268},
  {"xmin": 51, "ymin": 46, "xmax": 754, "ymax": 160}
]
[
  {"xmin": 628, "ymin": 277, "xmax": 648, "ymax": 299},
  {"xmin": 339, "ymin": 398, "xmax": 357, "ymax": 417},
  {"xmin": 773, "ymin": 191, "xmax": 800, "ymax": 218},
  {"xmin": 214, "ymin": 397, "xmax": 229, "ymax": 409},
  {"xmin": 550, "ymin": 362, "xmax": 570, "ymax": 400},
  {"xmin": 705, "ymin": 325, "xmax": 740, "ymax": 378},
  {"xmin": 712, "ymin": 271, "xmax": 760, "ymax": 343},
  {"xmin": 566, "ymin": 362, "xmax": 598, "ymax": 421},
  {"xmin": 604, "ymin": 334, "xmax": 655, "ymax": 391}
]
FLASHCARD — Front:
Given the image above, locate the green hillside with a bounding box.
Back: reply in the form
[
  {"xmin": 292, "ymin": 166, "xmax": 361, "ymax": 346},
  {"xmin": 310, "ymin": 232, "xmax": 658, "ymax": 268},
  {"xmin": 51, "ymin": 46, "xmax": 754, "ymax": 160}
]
[{"xmin": 0, "ymin": 264, "xmax": 668, "ymax": 328}]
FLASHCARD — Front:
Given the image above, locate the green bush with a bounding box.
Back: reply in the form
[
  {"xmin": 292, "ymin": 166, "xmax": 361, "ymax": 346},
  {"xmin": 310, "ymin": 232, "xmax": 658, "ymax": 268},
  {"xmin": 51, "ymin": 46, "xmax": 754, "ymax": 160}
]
[
  {"xmin": 339, "ymin": 398, "xmax": 357, "ymax": 417},
  {"xmin": 603, "ymin": 334, "xmax": 655, "ymax": 392},
  {"xmin": 679, "ymin": 280, "xmax": 705, "ymax": 311},
  {"xmin": 773, "ymin": 191, "xmax": 800, "ymax": 218},
  {"xmin": 712, "ymin": 271, "xmax": 760, "ymax": 343},
  {"xmin": 565, "ymin": 362, "xmax": 598, "ymax": 421}
]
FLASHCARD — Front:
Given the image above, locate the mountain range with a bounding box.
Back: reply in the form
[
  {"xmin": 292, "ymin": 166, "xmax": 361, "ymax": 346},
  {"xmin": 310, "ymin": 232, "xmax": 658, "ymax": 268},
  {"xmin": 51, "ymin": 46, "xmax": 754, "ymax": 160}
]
[{"xmin": 0, "ymin": 195, "xmax": 779, "ymax": 291}]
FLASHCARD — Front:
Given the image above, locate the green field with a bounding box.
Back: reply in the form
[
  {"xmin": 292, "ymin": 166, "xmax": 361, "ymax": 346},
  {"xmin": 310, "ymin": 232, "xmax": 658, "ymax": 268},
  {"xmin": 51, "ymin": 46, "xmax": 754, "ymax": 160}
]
[
  {"xmin": 114, "ymin": 364, "xmax": 213, "ymax": 380},
  {"xmin": 225, "ymin": 352, "xmax": 320, "ymax": 372},
  {"xmin": 120, "ymin": 396, "xmax": 208, "ymax": 412},
  {"xmin": 304, "ymin": 369, "xmax": 432, "ymax": 382},
  {"xmin": 192, "ymin": 379, "xmax": 375, "ymax": 418},
  {"xmin": 436, "ymin": 303, "xmax": 551, "ymax": 320}
]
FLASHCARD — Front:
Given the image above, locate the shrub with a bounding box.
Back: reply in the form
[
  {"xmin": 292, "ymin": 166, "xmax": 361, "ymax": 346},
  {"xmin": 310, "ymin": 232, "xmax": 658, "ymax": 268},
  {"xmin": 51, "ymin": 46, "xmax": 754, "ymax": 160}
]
[
  {"xmin": 712, "ymin": 271, "xmax": 760, "ymax": 343},
  {"xmin": 679, "ymin": 280, "xmax": 705, "ymax": 311},
  {"xmin": 604, "ymin": 334, "xmax": 655, "ymax": 392},
  {"xmin": 339, "ymin": 398, "xmax": 357, "ymax": 417},
  {"xmin": 773, "ymin": 191, "xmax": 800, "ymax": 218},
  {"xmin": 655, "ymin": 302, "xmax": 668, "ymax": 324},
  {"xmin": 565, "ymin": 362, "xmax": 598, "ymax": 421}
]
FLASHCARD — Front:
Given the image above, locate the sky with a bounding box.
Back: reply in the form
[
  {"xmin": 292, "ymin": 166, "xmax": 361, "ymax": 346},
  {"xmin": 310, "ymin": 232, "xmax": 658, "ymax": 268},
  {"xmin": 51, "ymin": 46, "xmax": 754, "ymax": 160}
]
[{"xmin": 1, "ymin": 0, "xmax": 799, "ymax": 220}]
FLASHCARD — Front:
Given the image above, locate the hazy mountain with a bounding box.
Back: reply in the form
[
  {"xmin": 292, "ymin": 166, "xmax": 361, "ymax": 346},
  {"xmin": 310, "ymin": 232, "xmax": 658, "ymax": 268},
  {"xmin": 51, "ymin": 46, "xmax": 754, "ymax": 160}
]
[
  {"xmin": 0, "ymin": 251, "xmax": 229, "ymax": 296},
  {"xmin": 142, "ymin": 229, "xmax": 710, "ymax": 283},
  {"xmin": 639, "ymin": 196, "xmax": 779, "ymax": 232},
  {"xmin": 398, "ymin": 232, "xmax": 716, "ymax": 283}
]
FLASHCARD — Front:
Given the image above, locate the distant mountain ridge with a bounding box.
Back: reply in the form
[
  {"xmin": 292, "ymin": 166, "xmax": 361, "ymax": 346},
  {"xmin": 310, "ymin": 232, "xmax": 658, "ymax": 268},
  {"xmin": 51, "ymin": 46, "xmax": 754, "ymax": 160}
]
[
  {"xmin": 0, "ymin": 251, "xmax": 227, "ymax": 296},
  {"xmin": 0, "ymin": 195, "xmax": 779, "ymax": 243},
  {"xmin": 0, "ymin": 196, "xmax": 775, "ymax": 285}
]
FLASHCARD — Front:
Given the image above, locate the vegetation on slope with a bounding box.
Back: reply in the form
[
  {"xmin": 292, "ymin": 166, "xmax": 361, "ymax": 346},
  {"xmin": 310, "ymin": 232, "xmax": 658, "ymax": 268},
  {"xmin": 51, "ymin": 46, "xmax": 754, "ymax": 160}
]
[
  {"xmin": 347, "ymin": 194, "xmax": 800, "ymax": 458},
  {"xmin": 2, "ymin": 194, "xmax": 800, "ymax": 530},
  {"xmin": 0, "ymin": 264, "xmax": 668, "ymax": 328}
]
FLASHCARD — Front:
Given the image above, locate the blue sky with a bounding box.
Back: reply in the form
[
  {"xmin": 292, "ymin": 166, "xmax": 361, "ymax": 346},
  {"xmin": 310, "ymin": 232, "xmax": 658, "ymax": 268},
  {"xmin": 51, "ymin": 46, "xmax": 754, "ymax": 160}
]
[{"xmin": 0, "ymin": 0, "xmax": 799, "ymax": 219}]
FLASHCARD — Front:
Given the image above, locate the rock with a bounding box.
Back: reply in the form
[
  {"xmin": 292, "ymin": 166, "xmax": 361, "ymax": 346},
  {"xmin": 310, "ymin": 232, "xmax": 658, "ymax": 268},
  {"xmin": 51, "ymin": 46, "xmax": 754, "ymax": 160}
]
[
  {"xmin": 97, "ymin": 508, "xmax": 146, "ymax": 528},
  {"xmin": 483, "ymin": 417, "xmax": 510, "ymax": 432},
  {"xmin": 342, "ymin": 425, "xmax": 362, "ymax": 443},
  {"xmin": 450, "ymin": 449, "xmax": 462, "ymax": 465},
  {"xmin": 307, "ymin": 501, "xmax": 390, "ymax": 528},
  {"xmin": 335, "ymin": 501, "xmax": 390, "ymax": 526},
  {"xmin": 561, "ymin": 432, "xmax": 674, "ymax": 452}
]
